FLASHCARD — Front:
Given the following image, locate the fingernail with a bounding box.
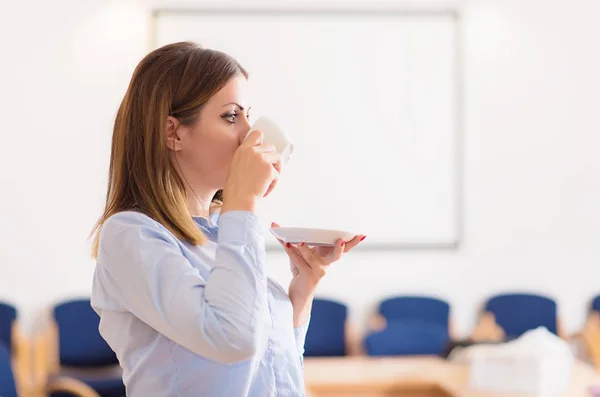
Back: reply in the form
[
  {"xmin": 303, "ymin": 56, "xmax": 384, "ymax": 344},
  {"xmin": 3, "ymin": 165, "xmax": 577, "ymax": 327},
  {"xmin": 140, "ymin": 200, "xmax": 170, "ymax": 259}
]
[
  {"xmin": 360, "ymin": 235, "xmax": 367, "ymax": 242},
  {"xmin": 300, "ymin": 242, "xmax": 305, "ymax": 247},
  {"xmin": 285, "ymin": 242, "xmax": 291, "ymax": 248},
  {"xmin": 271, "ymin": 222, "xmax": 275, "ymax": 227},
  {"xmin": 341, "ymin": 241, "xmax": 346, "ymax": 246}
]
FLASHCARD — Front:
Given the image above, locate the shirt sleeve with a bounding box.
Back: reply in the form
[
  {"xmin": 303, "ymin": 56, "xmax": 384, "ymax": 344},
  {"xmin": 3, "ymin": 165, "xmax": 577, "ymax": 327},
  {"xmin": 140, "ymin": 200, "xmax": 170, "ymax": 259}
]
[
  {"xmin": 293, "ymin": 316, "xmax": 311, "ymax": 362},
  {"xmin": 95, "ymin": 210, "xmax": 269, "ymax": 364}
]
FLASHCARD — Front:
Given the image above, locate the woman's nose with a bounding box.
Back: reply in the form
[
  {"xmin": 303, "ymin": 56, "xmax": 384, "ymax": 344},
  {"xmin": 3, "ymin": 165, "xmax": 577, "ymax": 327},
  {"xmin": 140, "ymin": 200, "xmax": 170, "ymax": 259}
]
[
  {"xmin": 239, "ymin": 119, "xmax": 253, "ymax": 145},
  {"xmin": 242, "ymin": 115, "xmax": 252, "ymax": 130}
]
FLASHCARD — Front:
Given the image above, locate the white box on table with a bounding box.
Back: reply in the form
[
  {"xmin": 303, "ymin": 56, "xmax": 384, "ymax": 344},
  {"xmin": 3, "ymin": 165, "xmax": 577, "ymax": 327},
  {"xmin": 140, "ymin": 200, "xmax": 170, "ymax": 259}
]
[{"xmin": 468, "ymin": 327, "xmax": 574, "ymax": 396}]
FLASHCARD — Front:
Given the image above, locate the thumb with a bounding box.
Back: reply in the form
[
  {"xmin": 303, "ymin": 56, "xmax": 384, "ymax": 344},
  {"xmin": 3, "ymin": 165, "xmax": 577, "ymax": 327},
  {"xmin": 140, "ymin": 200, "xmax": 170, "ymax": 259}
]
[{"xmin": 241, "ymin": 129, "xmax": 263, "ymax": 147}]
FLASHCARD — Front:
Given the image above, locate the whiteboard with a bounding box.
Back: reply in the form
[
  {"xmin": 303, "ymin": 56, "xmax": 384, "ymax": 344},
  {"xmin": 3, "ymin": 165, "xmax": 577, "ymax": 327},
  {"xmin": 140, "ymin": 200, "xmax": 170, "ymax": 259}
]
[{"xmin": 153, "ymin": 9, "xmax": 461, "ymax": 249}]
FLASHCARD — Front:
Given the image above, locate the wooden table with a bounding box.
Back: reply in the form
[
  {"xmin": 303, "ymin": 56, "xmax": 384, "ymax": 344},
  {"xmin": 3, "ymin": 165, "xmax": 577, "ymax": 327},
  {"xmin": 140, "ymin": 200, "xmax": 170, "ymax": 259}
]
[{"xmin": 304, "ymin": 356, "xmax": 599, "ymax": 397}]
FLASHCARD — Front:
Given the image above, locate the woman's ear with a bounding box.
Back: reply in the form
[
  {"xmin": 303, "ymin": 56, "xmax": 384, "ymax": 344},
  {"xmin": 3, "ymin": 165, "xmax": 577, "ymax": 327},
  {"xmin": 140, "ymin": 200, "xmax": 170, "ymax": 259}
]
[{"xmin": 165, "ymin": 116, "xmax": 183, "ymax": 151}]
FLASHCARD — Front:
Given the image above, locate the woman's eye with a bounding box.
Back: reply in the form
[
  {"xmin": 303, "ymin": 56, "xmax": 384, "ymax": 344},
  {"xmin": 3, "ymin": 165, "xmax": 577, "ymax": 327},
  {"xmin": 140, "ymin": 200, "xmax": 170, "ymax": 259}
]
[
  {"xmin": 223, "ymin": 112, "xmax": 237, "ymax": 123},
  {"xmin": 222, "ymin": 111, "xmax": 250, "ymax": 124}
]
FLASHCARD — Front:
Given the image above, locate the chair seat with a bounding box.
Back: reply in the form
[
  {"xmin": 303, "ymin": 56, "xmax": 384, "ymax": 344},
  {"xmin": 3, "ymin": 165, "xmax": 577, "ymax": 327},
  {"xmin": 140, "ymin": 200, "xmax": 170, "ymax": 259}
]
[
  {"xmin": 365, "ymin": 320, "xmax": 450, "ymax": 356},
  {"xmin": 49, "ymin": 366, "xmax": 125, "ymax": 397}
]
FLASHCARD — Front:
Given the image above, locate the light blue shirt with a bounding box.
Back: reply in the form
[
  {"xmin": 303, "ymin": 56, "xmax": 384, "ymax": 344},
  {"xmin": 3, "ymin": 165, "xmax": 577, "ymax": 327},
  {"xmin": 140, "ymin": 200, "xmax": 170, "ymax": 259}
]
[{"xmin": 91, "ymin": 210, "xmax": 309, "ymax": 397}]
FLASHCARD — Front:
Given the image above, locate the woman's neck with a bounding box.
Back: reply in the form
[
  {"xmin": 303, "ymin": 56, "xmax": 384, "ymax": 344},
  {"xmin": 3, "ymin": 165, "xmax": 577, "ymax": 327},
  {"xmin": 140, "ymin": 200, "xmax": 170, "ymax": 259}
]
[{"xmin": 186, "ymin": 186, "xmax": 218, "ymax": 219}]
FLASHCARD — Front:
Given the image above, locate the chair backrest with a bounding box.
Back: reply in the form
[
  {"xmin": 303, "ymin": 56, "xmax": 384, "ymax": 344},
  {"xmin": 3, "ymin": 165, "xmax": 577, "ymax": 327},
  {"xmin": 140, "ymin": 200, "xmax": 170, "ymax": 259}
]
[
  {"xmin": 591, "ymin": 295, "xmax": 600, "ymax": 313},
  {"xmin": 304, "ymin": 298, "xmax": 347, "ymax": 357},
  {"xmin": 0, "ymin": 343, "xmax": 17, "ymax": 397},
  {"xmin": 364, "ymin": 321, "xmax": 449, "ymax": 356},
  {"xmin": 378, "ymin": 296, "xmax": 450, "ymax": 327},
  {"xmin": 54, "ymin": 299, "xmax": 118, "ymax": 367},
  {"xmin": 485, "ymin": 293, "xmax": 557, "ymax": 338},
  {"xmin": 0, "ymin": 302, "xmax": 17, "ymax": 350}
]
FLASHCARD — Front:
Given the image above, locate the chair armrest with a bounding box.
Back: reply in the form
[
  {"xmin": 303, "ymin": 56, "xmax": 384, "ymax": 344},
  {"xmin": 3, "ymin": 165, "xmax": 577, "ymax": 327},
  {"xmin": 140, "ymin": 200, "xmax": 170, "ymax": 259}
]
[
  {"xmin": 31, "ymin": 319, "xmax": 61, "ymax": 396},
  {"xmin": 582, "ymin": 312, "xmax": 600, "ymax": 369},
  {"xmin": 46, "ymin": 376, "xmax": 102, "ymax": 397},
  {"xmin": 11, "ymin": 321, "xmax": 36, "ymax": 397},
  {"xmin": 345, "ymin": 321, "xmax": 363, "ymax": 355},
  {"xmin": 470, "ymin": 312, "xmax": 505, "ymax": 342},
  {"xmin": 557, "ymin": 317, "xmax": 569, "ymax": 340},
  {"xmin": 368, "ymin": 313, "xmax": 386, "ymax": 332},
  {"xmin": 448, "ymin": 318, "xmax": 459, "ymax": 341}
]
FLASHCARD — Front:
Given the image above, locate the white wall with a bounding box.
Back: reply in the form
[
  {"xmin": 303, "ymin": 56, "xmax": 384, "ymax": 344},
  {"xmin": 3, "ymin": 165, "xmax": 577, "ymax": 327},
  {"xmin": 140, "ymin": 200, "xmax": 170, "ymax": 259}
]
[{"xmin": 1, "ymin": 0, "xmax": 599, "ymax": 338}]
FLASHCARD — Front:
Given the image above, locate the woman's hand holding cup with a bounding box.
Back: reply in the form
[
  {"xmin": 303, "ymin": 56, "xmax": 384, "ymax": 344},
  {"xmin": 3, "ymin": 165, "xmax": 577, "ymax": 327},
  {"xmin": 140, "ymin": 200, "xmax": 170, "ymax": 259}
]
[
  {"xmin": 222, "ymin": 129, "xmax": 279, "ymax": 214},
  {"xmin": 222, "ymin": 117, "xmax": 292, "ymax": 213}
]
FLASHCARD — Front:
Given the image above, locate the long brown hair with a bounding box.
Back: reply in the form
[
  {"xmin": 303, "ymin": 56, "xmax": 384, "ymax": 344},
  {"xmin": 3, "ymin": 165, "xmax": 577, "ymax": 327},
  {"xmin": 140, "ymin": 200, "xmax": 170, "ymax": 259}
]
[{"xmin": 90, "ymin": 41, "xmax": 247, "ymax": 257}]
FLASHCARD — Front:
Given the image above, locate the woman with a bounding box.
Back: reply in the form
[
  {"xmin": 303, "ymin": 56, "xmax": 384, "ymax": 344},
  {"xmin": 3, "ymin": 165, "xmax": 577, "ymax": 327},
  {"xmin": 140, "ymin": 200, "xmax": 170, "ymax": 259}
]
[{"xmin": 90, "ymin": 41, "xmax": 365, "ymax": 397}]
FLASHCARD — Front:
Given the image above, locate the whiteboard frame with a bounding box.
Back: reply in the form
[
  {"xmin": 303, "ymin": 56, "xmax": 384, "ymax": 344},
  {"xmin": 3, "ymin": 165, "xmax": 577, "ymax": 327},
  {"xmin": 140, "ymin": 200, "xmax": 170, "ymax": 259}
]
[{"xmin": 150, "ymin": 6, "xmax": 464, "ymax": 251}]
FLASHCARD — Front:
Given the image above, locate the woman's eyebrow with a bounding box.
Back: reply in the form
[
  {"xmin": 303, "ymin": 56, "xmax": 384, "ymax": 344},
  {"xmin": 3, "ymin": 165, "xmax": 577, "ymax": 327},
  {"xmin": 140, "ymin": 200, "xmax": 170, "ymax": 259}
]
[{"xmin": 222, "ymin": 102, "xmax": 245, "ymax": 110}]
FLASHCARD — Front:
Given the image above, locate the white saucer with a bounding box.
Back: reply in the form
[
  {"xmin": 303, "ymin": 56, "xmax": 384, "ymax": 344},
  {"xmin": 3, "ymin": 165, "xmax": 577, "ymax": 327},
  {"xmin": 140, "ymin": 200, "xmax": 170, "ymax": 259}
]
[{"xmin": 269, "ymin": 227, "xmax": 357, "ymax": 247}]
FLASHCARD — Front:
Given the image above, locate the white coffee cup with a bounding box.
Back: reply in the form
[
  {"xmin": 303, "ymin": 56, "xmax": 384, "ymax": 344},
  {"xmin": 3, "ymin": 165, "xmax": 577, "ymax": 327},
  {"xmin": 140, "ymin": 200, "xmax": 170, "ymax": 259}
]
[{"xmin": 248, "ymin": 116, "xmax": 294, "ymax": 164}]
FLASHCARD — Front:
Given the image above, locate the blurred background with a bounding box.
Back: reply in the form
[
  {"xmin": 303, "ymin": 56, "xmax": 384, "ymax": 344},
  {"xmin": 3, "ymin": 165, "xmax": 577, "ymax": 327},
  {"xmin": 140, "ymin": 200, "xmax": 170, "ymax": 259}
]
[{"xmin": 1, "ymin": 0, "xmax": 600, "ymax": 396}]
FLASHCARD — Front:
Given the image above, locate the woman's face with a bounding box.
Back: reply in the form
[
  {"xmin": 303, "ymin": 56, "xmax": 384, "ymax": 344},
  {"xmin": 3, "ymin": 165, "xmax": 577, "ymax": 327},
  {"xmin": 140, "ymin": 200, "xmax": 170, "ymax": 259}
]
[{"xmin": 169, "ymin": 75, "xmax": 252, "ymax": 192}]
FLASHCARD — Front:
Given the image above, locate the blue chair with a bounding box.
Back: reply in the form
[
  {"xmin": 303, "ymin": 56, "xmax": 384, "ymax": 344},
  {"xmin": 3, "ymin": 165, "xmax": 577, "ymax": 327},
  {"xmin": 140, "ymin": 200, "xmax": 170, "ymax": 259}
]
[
  {"xmin": 0, "ymin": 302, "xmax": 17, "ymax": 351},
  {"xmin": 304, "ymin": 298, "xmax": 349, "ymax": 357},
  {"xmin": 36, "ymin": 298, "xmax": 125, "ymax": 397},
  {"xmin": 482, "ymin": 293, "xmax": 560, "ymax": 339},
  {"xmin": 591, "ymin": 295, "xmax": 600, "ymax": 313},
  {"xmin": 54, "ymin": 300, "xmax": 119, "ymax": 369},
  {"xmin": 0, "ymin": 302, "xmax": 35, "ymax": 396},
  {"xmin": 583, "ymin": 295, "xmax": 600, "ymax": 369},
  {"xmin": 364, "ymin": 296, "xmax": 451, "ymax": 356},
  {"xmin": 365, "ymin": 321, "xmax": 449, "ymax": 356},
  {"xmin": 0, "ymin": 343, "xmax": 17, "ymax": 397},
  {"xmin": 379, "ymin": 296, "xmax": 450, "ymax": 328}
]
